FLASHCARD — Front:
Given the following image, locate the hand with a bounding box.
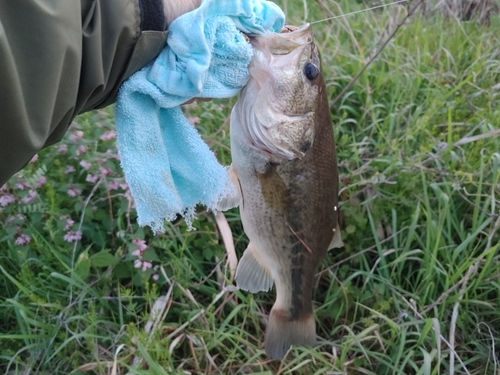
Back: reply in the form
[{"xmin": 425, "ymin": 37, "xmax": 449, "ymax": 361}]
[{"xmin": 163, "ymin": 0, "xmax": 202, "ymax": 27}]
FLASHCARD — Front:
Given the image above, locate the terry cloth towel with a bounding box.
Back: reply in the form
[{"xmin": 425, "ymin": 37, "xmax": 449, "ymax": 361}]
[{"xmin": 116, "ymin": 0, "xmax": 285, "ymax": 233}]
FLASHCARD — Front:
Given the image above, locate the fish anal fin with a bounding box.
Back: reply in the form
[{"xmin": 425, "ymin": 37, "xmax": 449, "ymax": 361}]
[
  {"xmin": 217, "ymin": 164, "xmax": 242, "ymax": 211},
  {"xmin": 235, "ymin": 243, "xmax": 274, "ymax": 293},
  {"xmin": 328, "ymin": 222, "xmax": 344, "ymax": 250},
  {"xmin": 265, "ymin": 308, "xmax": 316, "ymax": 360}
]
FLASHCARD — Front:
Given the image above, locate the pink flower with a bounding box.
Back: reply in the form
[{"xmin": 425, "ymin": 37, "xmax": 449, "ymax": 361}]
[
  {"xmin": 152, "ymin": 273, "xmax": 160, "ymax": 281},
  {"xmin": 108, "ymin": 180, "xmax": 119, "ymax": 190},
  {"xmin": 99, "ymin": 167, "xmax": 111, "ymax": 176},
  {"xmin": 141, "ymin": 261, "xmax": 152, "ymax": 271},
  {"xmin": 124, "ymin": 190, "xmax": 134, "ymax": 205},
  {"xmin": 63, "ymin": 230, "xmax": 82, "ymax": 243},
  {"xmin": 76, "ymin": 145, "xmax": 88, "ymax": 156},
  {"xmin": 86, "ymin": 174, "xmax": 98, "ymax": 183},
  {"xmin": 57, "ymin": 144, "xmax": 68, "ymax": 154},
  {"xmin": 120, "ymin": 183, "xmax": 129, "ymax": 190},
  {"xmin": 30, "ymin": 154, "xmax": 38, "ymax": 163},
  {"xmin": 131, "ymin": 249, "xmax": 142, "ymax": 257},
  {"xmin": 69, "ymin": 130, "xmax": 84, "ymax": 142},
  {"xmin": 21, "ymin": 190, "xmax": 37, "ymax": 204},
  {"xmin": 187, "ymin": 116, "xmax": 200, "ymax": 125},
  {"xmin": 67, "ymin": 188, "xmax": 82, "ymax": 197},
  {"xmin": 131, "ymin": 238, "xmax": 149, "ymax": 267},
  {"xmin": 65, "ymin": 166, "xmax": 76, "ymax": 174},
  {"xmin": 64, "ymin": 218, "xmax": 75, "ymax": 231},
  {"xmin": 80, "ymin": 160, "xmax": 92, "ymax": 170},
  {"xmin": 15, "ymin": 234, "xmax": 31, "ymax": 246},
  {"xmin": 14, "ymin": 179, "xmax": 28, "ymax": 190},
  {"xmin": 0, "ymin": 194, "xmax": 15, "ymax": 207},
  {"xmin": 132, "ymin": 238, "xmax": 148, "ymax": 252},
  {"xmin": 100, "ymin": 130, "xmax": 116, "ymax": 141},
  {"xmin": 35, "ymin": 176, "xmax": 46, "ymax": 188}
]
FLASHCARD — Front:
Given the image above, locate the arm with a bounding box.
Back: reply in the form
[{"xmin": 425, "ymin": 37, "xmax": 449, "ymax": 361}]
[{"xmin": 0, "ymin": 0, "xmax": 200, "ymax": 186}]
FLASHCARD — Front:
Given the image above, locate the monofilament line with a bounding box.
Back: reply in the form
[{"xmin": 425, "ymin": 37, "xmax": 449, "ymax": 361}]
[
  {"xmin": 310, "ymin": 0, "xmax": 410, "ymax": 24},
  {"xmin": 330, "ymin": 0, "xmax": 424, "ymax": 108}
]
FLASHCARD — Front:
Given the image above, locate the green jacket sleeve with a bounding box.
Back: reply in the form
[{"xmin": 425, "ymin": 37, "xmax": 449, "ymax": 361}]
[{"xmin": 0, "ymin": 0, "xmax": 168, "ymax": 186}]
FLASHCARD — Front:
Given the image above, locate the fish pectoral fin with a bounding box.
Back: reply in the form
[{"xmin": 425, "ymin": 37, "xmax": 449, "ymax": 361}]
[
  {"xmin": 258, "ymin": 163, "xmax": 290, "ymax": 209},
  {"xmin": 216, "ymin": 164, "xmax": 243, "ymax": 211},
  {"xmin": 328, "ymin": 222, "xmax": 344, "ymax": 250},
  {"xmin": 235, "ymin": 242, "xmax": 274, "ymax": 293}
]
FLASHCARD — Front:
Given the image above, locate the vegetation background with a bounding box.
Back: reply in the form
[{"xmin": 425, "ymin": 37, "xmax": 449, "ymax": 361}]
[{"xmin": 1, "ymin": 0, "xmax": 499, "ymax": 374}]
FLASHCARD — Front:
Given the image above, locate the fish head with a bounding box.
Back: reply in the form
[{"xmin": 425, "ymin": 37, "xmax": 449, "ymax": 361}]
[{"xmin": 241, "ymin": 24, "xmax": 323, "ymax": 161}]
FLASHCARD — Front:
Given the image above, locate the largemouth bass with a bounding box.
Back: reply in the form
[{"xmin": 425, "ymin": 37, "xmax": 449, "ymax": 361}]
[{"xmin": 224, "ymin": 23, "xmax": 342, "ymax": 360}]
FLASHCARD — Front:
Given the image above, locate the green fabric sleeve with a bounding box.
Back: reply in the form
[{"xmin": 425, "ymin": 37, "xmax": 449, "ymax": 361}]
[{"xmin": 0, "ymin": 0, "xmax": 168, "ymax": 186}]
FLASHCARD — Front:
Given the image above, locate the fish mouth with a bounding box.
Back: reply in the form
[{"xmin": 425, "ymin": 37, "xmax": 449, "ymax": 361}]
[
  {"xmin": 241, "ymin": 23, "xmax": 318, "ymax": 161},
  {"xmin": 251, "ymin": 23, "xmax": 313, "ymax": 55},
  {"xmin": 248, "ymin": 23, "xmax": 313, "ymax": 88}
]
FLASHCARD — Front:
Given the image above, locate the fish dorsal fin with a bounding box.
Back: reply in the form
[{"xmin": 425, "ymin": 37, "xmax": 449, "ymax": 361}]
[
  {"xmin": 216, "ymin": 164, "xmax": 243, "ymax": 211},
  {"xmin": 328, "ymin": 223, "xmax": 344, "ymax": 250},
  {"xmin": 235, "ymin": 242, "xmax": 274, "ymax": 293}
]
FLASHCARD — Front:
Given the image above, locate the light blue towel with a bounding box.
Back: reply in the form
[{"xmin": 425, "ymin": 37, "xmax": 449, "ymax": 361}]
[{"xmin": 115, "ymin": 0, "xmax": 285, "ymax": 232}]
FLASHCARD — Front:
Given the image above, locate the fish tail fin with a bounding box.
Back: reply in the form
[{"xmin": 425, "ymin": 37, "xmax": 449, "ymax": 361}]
[{"xmin": 264, "ymin": 308, "xmax": 316, "ymax": 360}]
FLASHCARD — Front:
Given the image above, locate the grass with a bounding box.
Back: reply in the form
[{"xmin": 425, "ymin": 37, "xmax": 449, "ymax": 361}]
[{"xmin": 1, "ymin": 0, "xmax": 500, "ymax": 373}]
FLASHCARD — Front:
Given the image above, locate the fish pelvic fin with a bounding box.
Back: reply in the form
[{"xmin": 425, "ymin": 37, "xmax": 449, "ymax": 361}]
[
  {"xmin": 235, "ymin": 242, "xmax": 274, "ymax": 293},
  {"xmin": 328, "ymin": 222, "xmax": 344, "ymax": 250},
  {"xmin": 265, "ymin": 308, "xmax": 316, "ymax": 360},
  {"xmin": 216, "ymin": 164, "xmax": 242, "ymax": 211}
]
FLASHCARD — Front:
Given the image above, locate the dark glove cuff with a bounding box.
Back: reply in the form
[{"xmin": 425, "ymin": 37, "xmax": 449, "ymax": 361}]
[{"xmin": 139, "ymin": 0, "xmax": 166, "ymax": 31}]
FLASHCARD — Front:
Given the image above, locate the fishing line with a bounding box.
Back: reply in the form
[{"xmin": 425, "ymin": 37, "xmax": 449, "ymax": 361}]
[
  {"xmin": 310, "ymin": 0, "xmax": 410, "ymax": 24},
  {"xmin": 329, "ymin": 0, "xmax": 425, "ymax": 107}
]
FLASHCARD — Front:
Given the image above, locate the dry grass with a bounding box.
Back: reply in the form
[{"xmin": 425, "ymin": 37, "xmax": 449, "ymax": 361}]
[{"xmin": 424, "ymin": 0, "xmax": 499, "ymax": 25}]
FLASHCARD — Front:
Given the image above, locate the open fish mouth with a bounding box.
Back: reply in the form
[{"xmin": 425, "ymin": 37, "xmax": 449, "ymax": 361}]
[
  {"xmin": 237, "ymin": 23, "xmax": 321, "ymax": 161},
  {"xmin": 250, "ymin": 23, "xmax": 313, "ymax": 55},
  {"xmin": 248, "ymin": 23, "xmax": 315, "ymax": 89}
]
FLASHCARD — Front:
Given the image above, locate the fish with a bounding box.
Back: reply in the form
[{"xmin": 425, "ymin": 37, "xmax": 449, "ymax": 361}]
[{"xmin": 220, "ymin": 23, "xmax": 342, "ymax": 360}]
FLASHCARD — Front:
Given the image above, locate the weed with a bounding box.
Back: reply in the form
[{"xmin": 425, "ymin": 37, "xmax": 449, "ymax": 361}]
[{"xmin": 1, "ymin": 1, "xmax": 499, "ymax": 374}]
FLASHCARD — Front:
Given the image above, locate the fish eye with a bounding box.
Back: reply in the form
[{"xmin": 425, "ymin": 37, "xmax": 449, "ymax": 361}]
[{"xmin": 304, "ymin": 63, "xmax": 319, "ymax": 81}]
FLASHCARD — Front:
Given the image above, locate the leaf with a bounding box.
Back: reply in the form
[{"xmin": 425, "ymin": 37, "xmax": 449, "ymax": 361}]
[
  {"xmin": 346, "ymin": 224, "xmax": 356, "ymax": 234},
  {"xmin": 75, "ymin": 249, "xmax": 91, "ymax": 280},
  {"xmin": 112, "ymin": 262, "xmax": 132, "ymax": 279},
  {"xmin": 142, "ymin": 247, "xmax": 160, "ymax": 262},
  {"xmin": 203, "ymin": 247, "xmax": 214, "ymax": 260},
  {"xmin": 90, "ymin": 250, "xmax": 120, "ymax": 267}
]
